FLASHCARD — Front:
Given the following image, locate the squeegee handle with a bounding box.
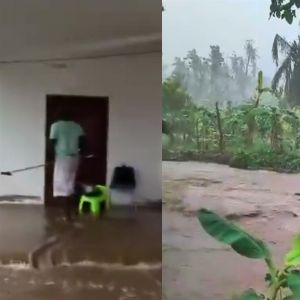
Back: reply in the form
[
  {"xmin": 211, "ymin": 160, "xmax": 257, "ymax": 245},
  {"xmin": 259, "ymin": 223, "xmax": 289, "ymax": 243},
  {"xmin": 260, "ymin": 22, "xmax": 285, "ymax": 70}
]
[
  {"xmin": 1, "ymin": 154, "xmax": 95, "ymax": 175},
  {"xmin": 7, "ymin": 164, "xmax": 46, "ymax": 174}
]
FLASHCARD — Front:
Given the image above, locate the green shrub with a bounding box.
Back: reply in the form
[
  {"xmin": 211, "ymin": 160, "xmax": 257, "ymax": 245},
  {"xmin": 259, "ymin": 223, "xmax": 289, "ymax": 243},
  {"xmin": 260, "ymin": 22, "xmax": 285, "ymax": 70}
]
[
  {"xmin": 229, "ymin": 143, "xmax": 300, "ymax": 172},
  {"xmin": 229, "ymin": 144, "xmax": 279, "ymax": 170}
]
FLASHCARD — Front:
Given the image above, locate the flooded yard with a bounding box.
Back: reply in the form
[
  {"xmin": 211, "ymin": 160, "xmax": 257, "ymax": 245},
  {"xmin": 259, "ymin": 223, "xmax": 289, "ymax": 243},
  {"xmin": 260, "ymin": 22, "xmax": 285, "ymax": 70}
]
[
  {"xmin": 163, "ymin": 161, "xmax": 300, "ymax": 300},
  {"xmin": 0, "ymin": 204, "xmax": 161, "ymax": 299}
]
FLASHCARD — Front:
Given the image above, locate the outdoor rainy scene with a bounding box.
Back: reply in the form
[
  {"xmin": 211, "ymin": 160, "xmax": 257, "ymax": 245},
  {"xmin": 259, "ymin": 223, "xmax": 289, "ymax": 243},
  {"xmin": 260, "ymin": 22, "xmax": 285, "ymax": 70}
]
[{"xmin": 162, "ymin": 0, "xmax": 300, "ymax": 299}]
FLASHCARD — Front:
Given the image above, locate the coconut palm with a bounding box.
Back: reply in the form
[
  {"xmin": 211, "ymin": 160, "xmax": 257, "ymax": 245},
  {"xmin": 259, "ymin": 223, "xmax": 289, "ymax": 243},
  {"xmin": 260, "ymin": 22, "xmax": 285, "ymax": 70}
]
[
  {"xmin": 272, "ymin": 34, "xmax": 300, "ymax": 106},
  {"xmin": 244, "ymin": 40, "xmax": 258, "ymax": 77}
]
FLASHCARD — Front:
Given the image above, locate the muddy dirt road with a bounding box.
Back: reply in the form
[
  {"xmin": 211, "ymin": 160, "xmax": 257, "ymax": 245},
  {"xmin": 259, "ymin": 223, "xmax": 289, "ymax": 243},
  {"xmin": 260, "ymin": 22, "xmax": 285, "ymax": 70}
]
[{"xmin": 163, "ymin": 161, "xmax": 300, "ymax": 300}]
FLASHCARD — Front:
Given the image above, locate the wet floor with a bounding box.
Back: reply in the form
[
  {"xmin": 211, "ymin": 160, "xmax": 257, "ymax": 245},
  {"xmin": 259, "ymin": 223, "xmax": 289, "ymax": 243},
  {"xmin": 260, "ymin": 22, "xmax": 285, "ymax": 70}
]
[{"xmin": 0, "ymin": 204, "xmax": 161, "ymax": 299}]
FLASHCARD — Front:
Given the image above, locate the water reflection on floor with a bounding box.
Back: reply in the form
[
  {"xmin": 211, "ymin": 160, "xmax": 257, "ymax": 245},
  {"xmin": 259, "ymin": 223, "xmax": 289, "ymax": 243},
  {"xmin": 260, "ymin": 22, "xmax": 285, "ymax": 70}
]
[{"xmin": 0, "ymin": 204, "xmax": 161, "ymax": 299}]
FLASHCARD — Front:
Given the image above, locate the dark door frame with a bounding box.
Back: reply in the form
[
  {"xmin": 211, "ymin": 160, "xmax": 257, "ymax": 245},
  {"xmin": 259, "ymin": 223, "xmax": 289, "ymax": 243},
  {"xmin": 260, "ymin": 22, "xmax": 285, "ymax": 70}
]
[{"xmin": 44, "ymin": 94, "xmax": 109, "ymax": 206}]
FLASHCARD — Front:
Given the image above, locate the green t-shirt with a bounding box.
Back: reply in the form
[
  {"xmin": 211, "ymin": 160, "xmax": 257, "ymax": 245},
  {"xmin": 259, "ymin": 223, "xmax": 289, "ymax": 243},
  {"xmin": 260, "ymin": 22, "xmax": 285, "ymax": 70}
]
[{"xmin": 50, "ymin": 121, "xmax": 84, "ymax": 157}]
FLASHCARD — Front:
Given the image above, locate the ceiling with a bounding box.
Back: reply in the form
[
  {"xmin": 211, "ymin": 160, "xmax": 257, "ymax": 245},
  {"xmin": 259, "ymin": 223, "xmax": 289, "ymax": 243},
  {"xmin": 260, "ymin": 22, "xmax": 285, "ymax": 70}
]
[{"xmin": 0, "ymin": 0, "xmax": 161, "ymax": 62}]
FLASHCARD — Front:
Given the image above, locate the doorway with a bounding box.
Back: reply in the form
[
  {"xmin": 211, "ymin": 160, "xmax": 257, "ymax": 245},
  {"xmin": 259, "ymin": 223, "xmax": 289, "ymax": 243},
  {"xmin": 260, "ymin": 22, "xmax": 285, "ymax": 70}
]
[{"xmin": 45, "ymin": 95, "xmax": 109, "ymax": 206}]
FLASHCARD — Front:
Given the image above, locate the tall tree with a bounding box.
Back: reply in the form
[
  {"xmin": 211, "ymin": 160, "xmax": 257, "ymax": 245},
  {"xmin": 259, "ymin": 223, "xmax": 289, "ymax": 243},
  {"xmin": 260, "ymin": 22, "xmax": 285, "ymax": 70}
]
[
  {"xmin": 244, "ymin": 40, "xmax": 258, "ymax": 77},
  {"xmin": 271, "ymin": 34, "xmax": 300, "ymax": 106},
  {"xmin": 162, "ymin": 78, "xmax": 191, "ymax": 114},
  {"xmin": 230, "ymin": 53, "xmax": 247, "ymax": 99},
  {"xmin": 172, "ymin": 57, "xmax": 189, "ymax": 88},
  {"xmin": 229, "ymin": 41, "xmax": 258, "ymax": 100},
  {"xmin": 185, "ymin": 49, "xmax": 210, "ymax": 100},
  {"xmin": 208, "ymin": 45, "xmax": 229, "ymax": 101},
  {"xmin": 209, "ymin": 45, "xmax": 224, "ymax": 78}
]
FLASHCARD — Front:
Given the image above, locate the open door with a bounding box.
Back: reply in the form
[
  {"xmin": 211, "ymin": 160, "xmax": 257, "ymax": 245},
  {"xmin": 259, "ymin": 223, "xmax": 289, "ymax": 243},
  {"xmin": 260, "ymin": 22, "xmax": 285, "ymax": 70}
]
[{"xmin": 45, "ymin": 95, "xmax": 109, "ymax": 206}]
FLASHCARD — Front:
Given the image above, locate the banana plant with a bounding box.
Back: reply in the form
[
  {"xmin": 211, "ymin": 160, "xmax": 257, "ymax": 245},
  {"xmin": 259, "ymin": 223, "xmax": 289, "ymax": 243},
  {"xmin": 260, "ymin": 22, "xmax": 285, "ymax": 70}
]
[
  {"xmin": 245, "ymin": 71, "xmax": 274, "ymax": 145},
  {"xmin": 254, "ymin": 71, "xmax": 273, "ymax": 108},
  {"xmin": 198, "ymin": 208, "xmax": 300, "ymax": 300}
]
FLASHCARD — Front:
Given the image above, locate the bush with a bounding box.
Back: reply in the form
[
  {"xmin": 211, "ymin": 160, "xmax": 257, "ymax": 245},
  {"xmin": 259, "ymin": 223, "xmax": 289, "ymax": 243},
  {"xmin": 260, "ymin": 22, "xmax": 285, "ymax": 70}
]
[
  {"xmin": 163, "ymin": 147, "xmax": 198, "ymax": 161},
  {"xmin": 230, "ymin": 144, "xmax": 300, "ymax": 172}
]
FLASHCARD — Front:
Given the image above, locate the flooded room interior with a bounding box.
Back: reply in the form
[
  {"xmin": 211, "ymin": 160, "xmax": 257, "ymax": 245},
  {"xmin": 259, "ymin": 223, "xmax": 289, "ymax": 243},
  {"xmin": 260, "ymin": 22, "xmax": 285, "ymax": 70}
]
[{"xmin": 0, "ymin": 1, "xmax": 162, "ymax": 299}]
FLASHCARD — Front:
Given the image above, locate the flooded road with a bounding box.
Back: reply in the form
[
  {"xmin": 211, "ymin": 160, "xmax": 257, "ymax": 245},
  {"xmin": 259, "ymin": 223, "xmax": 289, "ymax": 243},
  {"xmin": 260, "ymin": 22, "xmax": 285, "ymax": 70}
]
[
  {"xmin": 0, "ymin": 204, "xmax": 161, "ymax": 299},
  {"xmin": 163, "ymin": 161, "xmax": 300, "ymax": 300}
]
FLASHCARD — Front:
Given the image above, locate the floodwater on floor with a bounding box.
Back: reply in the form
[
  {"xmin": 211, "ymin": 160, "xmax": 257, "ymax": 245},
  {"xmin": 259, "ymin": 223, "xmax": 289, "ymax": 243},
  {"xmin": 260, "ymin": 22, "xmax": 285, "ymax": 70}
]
[{"xmin": 0, "ymin": 204, "xmax": 161, "ymax": 299}]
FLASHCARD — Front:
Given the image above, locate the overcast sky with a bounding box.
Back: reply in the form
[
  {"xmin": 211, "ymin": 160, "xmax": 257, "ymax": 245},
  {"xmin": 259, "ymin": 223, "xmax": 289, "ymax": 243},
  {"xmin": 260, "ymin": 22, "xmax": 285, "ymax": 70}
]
[{"xmin": 163, "ymin": 0, "xmax": 300, "ymax": 78}]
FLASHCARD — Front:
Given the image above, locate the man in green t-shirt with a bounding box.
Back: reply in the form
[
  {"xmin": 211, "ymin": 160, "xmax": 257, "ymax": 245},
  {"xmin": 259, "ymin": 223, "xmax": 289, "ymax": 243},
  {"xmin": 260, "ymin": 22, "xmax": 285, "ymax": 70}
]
[{"xmin": 49, "ymin": 109, "xmax": 86, "ymax": 218}]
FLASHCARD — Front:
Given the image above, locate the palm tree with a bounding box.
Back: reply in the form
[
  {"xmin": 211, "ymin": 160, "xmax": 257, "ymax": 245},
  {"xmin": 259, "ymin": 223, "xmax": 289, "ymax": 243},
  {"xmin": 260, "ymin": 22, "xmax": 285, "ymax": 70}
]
[
  {"xmin": 244, "ymin": 40, "xmax": 258, "ymax": 77},
  {"xmin": 272, "ymin": 34, "xmax": 300, "ymax": 106}
]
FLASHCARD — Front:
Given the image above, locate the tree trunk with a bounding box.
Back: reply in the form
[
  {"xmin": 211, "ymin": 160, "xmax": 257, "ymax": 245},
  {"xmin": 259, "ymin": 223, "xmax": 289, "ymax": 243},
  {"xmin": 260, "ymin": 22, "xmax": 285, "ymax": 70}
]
[
  {"xmin": 245, "ymin": 56, "xmax": 250, "ymax": 77},
  {"xmin": 215, "ymin": 102, "xmax": 224, "ymax": 153},
  {"xmin": 296, "ymin": 135, "xmax": 300, "ymax": 150},
  {"xmin": 195, "ymin": 120, "xmax": 201, "ymax": 158}
]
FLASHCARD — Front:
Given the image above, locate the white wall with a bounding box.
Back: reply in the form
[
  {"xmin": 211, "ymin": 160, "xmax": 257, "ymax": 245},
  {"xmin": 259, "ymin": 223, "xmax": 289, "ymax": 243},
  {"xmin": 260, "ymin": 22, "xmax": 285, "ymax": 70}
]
[{"xmin": 0, "ymin": 52, "xmax": 162, "ymax": 203}]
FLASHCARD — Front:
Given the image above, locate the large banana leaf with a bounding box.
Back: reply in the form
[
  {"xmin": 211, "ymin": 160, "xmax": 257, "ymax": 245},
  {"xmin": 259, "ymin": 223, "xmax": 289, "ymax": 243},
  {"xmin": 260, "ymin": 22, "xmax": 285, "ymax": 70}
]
[
  {"xmin": 238, "ymin": 289, "xmax": 263, "ymax": 300},
  {"xmin": 285, "ymin": 235, "xmax": 300, "ymax": 267},
  {"xmin": 287, "ymin": 271, "xmax": 300, "ymax": 294},
  {"xmin": 198, "ymin": 209, "xmax": 270, "ymax": 259}
]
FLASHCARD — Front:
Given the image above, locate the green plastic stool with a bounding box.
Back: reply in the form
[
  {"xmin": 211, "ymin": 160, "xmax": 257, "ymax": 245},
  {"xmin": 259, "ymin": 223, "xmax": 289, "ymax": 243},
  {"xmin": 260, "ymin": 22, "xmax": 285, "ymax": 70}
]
[{"xmin": 79, "ymin": 185, "xmax": 109, "ymax": 216}]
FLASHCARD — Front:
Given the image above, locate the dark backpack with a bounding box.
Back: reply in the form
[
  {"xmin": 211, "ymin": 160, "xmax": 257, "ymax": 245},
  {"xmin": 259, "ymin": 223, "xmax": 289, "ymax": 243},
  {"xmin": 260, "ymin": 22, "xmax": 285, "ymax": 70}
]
[{"xmin": 110, "ymin": 165, "xmax": 136, "ymax": 190}]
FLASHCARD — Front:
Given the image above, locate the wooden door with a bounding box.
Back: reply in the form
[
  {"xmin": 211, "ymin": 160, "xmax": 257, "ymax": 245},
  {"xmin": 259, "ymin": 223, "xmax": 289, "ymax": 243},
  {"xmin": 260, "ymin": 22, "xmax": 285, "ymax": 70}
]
[{"xmin": 45, "ymin": 95, "xmax": 109, "ymax": 206}]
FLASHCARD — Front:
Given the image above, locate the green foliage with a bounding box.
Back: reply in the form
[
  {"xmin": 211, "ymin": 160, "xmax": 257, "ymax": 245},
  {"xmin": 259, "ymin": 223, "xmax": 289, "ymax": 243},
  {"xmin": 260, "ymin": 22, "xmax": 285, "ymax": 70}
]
[
  {"xmin": 269, "ymin": 0, "xmax": 300, "ymax": 24},
  {"xmin": 271, "ymin": 34, "xmax": 300, "ymax": 107},
  {"xmin": 163, "ymin": 78, "xmax": 192, "ymax": 114},
  {"xmin": 229, "ymin": 144, "xmax": 300, "ymax": 171},
  {"xmin": 285, "ymin": 236, "xmax": 300, "ymax": 266},
  {"xmin": 238, "ymin": 289, "xmax": 264, "ymax": 300},
  {"xmin": 162, "ymin": 72, "xmax": 300, "ymax": 172},
  {"xmin": 199, "ymin": 209, "xmax": 270, "ymax": 259},
  {"xmin": 198, "ymin": 208, "xmax": 300, "ymax": 299},
  {"xmin": 230, "ymin": 147, "xmax": 266, "ymax": 170}
]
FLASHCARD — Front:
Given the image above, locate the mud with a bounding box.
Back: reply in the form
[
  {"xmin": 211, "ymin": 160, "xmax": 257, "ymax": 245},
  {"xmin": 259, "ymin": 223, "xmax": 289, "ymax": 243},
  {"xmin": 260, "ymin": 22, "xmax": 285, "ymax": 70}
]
[{"xmin": 163, "ymin": 161, "xmax": 300, "ymax": 300}]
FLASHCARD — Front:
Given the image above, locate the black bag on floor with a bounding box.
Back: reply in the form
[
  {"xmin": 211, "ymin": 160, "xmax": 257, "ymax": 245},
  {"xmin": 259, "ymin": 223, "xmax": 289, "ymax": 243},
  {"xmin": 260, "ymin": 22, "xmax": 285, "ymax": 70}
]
[{"xmin": 110, "ymin": 165, "xmax": 136, "ymax": 190}]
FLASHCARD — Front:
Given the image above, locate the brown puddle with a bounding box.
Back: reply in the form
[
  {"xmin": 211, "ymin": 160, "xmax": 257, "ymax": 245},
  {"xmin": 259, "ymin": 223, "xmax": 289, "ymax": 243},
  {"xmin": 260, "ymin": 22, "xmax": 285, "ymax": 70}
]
[{"xmin": 0, "ymin": 204, "xmax": 161, "ymax": 299}]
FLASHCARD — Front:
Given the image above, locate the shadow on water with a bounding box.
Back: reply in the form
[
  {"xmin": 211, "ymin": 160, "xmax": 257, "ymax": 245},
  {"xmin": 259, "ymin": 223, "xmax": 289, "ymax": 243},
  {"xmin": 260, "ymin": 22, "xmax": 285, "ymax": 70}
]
[{"xmin": 0, "ymin": 204, "xmax": 161, "ymax": 299}]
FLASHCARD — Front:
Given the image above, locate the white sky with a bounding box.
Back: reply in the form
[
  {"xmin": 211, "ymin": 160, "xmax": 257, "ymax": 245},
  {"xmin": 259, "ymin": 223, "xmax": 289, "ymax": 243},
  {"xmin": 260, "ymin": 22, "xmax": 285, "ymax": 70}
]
[{"xmin": 163, "ymin": 0, "xmax": 300, "ymax": 77}]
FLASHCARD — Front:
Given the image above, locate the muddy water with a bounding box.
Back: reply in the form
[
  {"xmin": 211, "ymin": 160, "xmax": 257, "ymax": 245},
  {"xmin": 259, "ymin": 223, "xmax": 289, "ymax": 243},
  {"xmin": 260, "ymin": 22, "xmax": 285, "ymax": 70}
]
[
  {"xmin": 0, "ymin": 204, "xmax": 161, "ymax": 299},
  {"xmin": 163, "ymin": 161, "xmax": 300, "ymax": 300}
]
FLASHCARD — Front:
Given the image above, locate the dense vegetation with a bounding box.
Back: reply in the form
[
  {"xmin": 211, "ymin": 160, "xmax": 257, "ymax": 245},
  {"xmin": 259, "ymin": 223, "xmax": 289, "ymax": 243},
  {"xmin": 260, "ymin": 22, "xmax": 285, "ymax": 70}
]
[
  {"xmin": 163, "ymin": 66, "xmax": 300, "ymax": 172},
  {"xmin": 162, "ymin": 3, "xmax": 300, "ymax": 172}
]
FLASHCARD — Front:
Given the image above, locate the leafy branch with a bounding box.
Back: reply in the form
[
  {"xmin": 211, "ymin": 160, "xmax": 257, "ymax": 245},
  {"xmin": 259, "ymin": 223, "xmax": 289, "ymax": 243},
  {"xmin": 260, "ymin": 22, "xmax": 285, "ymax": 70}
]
[{"xmin": 269, "ymin": 0, "xmax": 300, "ymax": 24}]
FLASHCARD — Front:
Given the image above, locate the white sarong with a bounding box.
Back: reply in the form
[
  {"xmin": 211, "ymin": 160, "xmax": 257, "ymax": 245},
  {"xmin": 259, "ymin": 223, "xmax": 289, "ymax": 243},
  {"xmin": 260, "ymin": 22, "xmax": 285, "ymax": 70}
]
[{"xmin": 53, "ymin": 156, "xmax": 79, "ymax": 197}]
